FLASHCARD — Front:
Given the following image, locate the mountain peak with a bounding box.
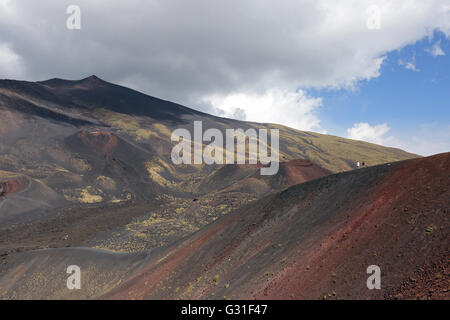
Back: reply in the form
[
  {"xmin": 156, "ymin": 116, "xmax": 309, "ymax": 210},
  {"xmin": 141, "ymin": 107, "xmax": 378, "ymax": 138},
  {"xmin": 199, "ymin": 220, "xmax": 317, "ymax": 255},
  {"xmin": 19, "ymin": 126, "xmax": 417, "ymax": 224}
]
[
  {"xmin": 36, "ymin": 75, "xmax": 105, "ymax": 88},
  {"xmin": 70, "ymin": 75, "xmax": 109, "ymax": 89},
  {"xmin": 79, "ymin": 75, "xmax": 105, "ymax": 84},
  {"xmin": 85, "ymin": 75, "xmax": 101, "ymax": 81}
]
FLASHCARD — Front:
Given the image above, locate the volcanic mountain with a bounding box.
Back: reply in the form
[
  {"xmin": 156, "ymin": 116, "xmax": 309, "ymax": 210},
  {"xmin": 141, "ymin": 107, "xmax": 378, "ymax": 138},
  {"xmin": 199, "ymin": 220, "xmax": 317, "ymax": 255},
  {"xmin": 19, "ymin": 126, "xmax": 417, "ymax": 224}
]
[
  {"xmin": 0, "ymin": 76, "xmax": 416, "ymax": 246},
  {"xmin": 0, "ymin": 75, "xmax": 438, "ymax": 300},
  {"xmin": 0, "ymin": 153, "xmax": 448, "ymax": 299}
]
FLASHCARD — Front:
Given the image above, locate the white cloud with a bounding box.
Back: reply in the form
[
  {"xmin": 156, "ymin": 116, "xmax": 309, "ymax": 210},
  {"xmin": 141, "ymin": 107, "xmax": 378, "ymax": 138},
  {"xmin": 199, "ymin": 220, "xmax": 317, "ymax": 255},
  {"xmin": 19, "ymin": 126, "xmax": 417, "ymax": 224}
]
[
  {"xmin": 347, "ymin": 122, "xmax": 390, "ymax": 145},
  {"xmin": 0, "ymin": 0, "xmax": 449, "ymax": 139},
  {"xmin": 0, "ymin": 0, "xmax": 13, "ymax": 11},
  {"xmin": 425, "ymin": 40, "xmax": 445, "ymax": 57},
  {"xmin": 1, "ymin": 1, "xmax": 449, "ymax": 104},
  {"xmin": 398, "ymin": 57, "xmax": 420, "ymax": 72},
  {"xmin": 384, "ymin": 125, "xmax": 450, "ymax": 156},
  {"xmin": 347, "ymin": 123, "xmax": 450, "ymax": 156},
  {"xmin": 203, "ymin": 89, "xmax": 324, "ymax": 132},
  {"xmin": 0, "ymin": 43, "xmax": 25, "ymax": 78},
  {"xmin": 405, "ymin": 62, "xmax": 420, "ymax": 71}
]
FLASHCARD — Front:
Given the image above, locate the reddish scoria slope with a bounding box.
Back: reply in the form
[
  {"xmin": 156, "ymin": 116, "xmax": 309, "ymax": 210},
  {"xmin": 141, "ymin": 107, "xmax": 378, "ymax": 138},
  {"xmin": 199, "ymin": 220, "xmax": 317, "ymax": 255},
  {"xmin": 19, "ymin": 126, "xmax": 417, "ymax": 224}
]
[
  {"xmin": 0, "ymin": 175, "xmax": 28, "ymax": 197},
  {"xmin": 76, "ymin": 130, "xmax": 119, "ymax": 155},
  {"xmin": 277, "ymin": 158, "xmax": 332, "ymax": 189},
  {"xmin": 197, "ymin": 158, "xmax": 331, "ymax": 196},
  {"xmin": 102, "ymin": 153, "xmax": 449, "ymax": 300},
  {"xmin": 0, "ymin": 171, "xmax": 63, "ymax": 224}
]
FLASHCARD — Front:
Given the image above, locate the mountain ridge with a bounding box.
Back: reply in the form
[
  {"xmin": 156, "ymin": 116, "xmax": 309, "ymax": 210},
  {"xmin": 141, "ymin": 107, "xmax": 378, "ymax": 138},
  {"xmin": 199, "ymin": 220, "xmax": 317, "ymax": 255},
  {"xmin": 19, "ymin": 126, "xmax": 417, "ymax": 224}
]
[
  {"xmin": 1, "ymin": 152, "xmax": 447, "ymax": 299},
  {"xmin": 0, "ymin": 75, "xmax": 421, "ymax": 283}
]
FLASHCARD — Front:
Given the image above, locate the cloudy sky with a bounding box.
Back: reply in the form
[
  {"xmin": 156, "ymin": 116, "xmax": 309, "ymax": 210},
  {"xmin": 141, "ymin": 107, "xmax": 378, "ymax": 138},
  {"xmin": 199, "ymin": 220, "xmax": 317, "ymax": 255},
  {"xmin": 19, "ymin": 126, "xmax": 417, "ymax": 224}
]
[{"xmin": 1, "ymin": 0, "xmax": 449, "ymax": 155}]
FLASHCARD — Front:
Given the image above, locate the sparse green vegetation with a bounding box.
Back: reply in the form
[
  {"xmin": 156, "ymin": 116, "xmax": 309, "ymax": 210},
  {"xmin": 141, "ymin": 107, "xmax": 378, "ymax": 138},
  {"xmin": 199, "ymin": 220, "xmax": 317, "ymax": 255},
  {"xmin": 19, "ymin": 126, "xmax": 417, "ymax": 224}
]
[
  {"xmin": 263, "ymin": 123, "xmax": 417, "ymax": 172},
  {"xmin": 425, "ymin": 225, "xmax": 437, "ymax": 235},
  {"xmin": 63, "ymin": 186, "xmax": 103, "ymax": 203},
  {"xmin": 71, "ymin": 157, "xmax": 92, "ymax": 172},
  {"xmin": 95, "ymin": 176, "xmax": 116, "ymax": 190},
  {"xmin": 95, "ymin": 109, "xmax": 159, "ymax": 141}
]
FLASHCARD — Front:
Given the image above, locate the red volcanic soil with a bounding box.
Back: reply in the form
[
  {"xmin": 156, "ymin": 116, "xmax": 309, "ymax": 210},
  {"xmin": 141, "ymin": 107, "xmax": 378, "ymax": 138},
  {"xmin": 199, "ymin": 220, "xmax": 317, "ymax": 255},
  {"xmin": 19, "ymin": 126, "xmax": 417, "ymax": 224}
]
[
  {"xmin": 77, "ymin": 130, "xmax": 118, "ymax": 154},
  {"xmin": 0, "ymin": 175, "xmax": 28, "ymax": 198},
  {"xmin": 101, "ymin": 153, "xmax": 449, "ymax": 300},
  {"xmin": 0, "ymin": 154, "xmax": 447, "ymax": 300},
  {"xmin": 255, "ymin": 153, "xmax": 449, "ymax": 300},
  {"xmin": 201, "ymin": 158, "xmax": 331, "ymax": 195},
  {"xmin": 280, "ymin": 158, "xmax": 331, "ymax": 188}
]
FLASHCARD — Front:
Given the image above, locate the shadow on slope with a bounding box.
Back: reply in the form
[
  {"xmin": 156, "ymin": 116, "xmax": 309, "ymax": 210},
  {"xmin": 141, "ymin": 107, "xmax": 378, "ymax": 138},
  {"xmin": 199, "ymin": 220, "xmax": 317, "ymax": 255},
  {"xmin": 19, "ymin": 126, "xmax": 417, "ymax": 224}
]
[
  {"xmin": 1, "ymin": 153, "xmax": 447, "ymax": 299},
  {"xmin": 101, "ymin": 153, "xmax": 449, "ymax": 300}
]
